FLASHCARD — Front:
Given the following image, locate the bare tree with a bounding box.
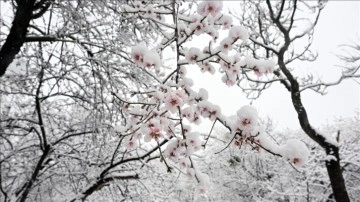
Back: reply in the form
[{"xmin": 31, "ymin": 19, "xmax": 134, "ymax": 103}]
[{"xmin": 231, "ymin": 0, "xmax": 359, "ymax": 201}]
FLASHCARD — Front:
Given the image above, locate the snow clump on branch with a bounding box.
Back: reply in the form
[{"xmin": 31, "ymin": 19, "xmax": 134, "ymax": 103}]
[
  {"xmin": 245, "ymin": 56, "xmax": 276, "ymax": 76},
  {"xmin": 280, "ymin": 139, "xmax": 310, "ymax": 167},
  {"xmin": 236, "ymin": 105, "xmax": 259, "ymax": 133},
  {"xmin": 131, "ymin": 43, "xmax": 161, "ymax": 68},
  {"xmin": 229, "ymin": 25, "xmax": 249, "ymax": 42},
  {"xmin": 185, "ymin": 47, "xmax": 203, "ymax": 64}
]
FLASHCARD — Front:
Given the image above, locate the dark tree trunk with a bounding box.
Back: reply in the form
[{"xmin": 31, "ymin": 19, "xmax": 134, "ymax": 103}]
[
  {"xmin": 325, "ymin": 145, "xmax": 350, "ymax": 202},
  {"xmin": 278, "ymin": 55, "xmax": 350, "ymax": 202},
  {"xmin": 0, "ymin": 0, "xmax": 35, "ymax": 77}
]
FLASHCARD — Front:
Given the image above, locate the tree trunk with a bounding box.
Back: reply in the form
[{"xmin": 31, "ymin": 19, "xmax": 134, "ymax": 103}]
[
  {"xmin": 0, "ymin": 0, "xmax": 35, "ymax": 77},
  {"xmin": 325, "ymin": 145, "xmax": 350, "ymax": 202},
  {"xmin": 275, "ymin": 53, "xmax": 350, "ymax": 202}
]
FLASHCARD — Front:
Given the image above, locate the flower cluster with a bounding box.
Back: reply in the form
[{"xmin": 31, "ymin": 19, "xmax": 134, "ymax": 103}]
[
  {"xmin": 176, "ymin": 2, "xmax": 234, "ymax": 43},
  {"xmin": 180, "ymin": 22, "xmax": 274, "ymax": 86},
  {"xmin": 120, "ymin": 1, "xmax": 310, "ymax": 195}
]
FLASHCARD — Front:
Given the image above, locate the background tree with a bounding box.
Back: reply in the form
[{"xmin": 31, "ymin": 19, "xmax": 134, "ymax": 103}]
[
  {"xmin": 89, "ymin": 115, "xmax": 359, "ymax": 201},
  {"xmin": 170, "ymin": 115, "xmax": 359, "ymax": 201},
  {"xmin": 0, "ymin": 0, "xmax": 51, "ymax": 76},
  {"xmin": 229, "ymin": 1, "xmax": 359, "ymax": 201}
]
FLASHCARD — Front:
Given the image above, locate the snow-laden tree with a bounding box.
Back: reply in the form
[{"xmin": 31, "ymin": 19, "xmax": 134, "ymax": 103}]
[
  {"xmin": 166, "ymin": 115, "xmax": 359, "ymax": 201},
  {"xmin": 1, "ymin": 1, "xmax": 169, "ymax": 201},
  {"xmin": 229, "ymin": 1, "xmax": 359, "ymax": 201},
  {"xmin": 81, "ymin": 115, "xmax": 359, "ymax": 201},
  {"xmin": 0, "ymin": 1, "xmax": 358, "ymax": 202}
]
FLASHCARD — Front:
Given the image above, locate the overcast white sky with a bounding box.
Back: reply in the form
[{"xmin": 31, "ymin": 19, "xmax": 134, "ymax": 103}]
[{"xmin": 189, "ymin": 1, "xmax": 360, "ymax": 132}]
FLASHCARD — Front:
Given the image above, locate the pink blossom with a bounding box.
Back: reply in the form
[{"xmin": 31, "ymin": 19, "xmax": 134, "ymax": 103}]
[
  {"xmin": 219, "ymin": 15, "xmax": 233, "ymax": 29},
  {"xmin": 165, "ymin": 147, "xmax": 180, "ymax": 162},
  {"xmin": 182, "ymin": 106, "xmax": 195, "ymax": 120},
  {"xmin": 131, "ymin": 43, "xmax": 148, "ymax": 66},
  {"xmin": 221, "ymin": 74, "xmax": 237, "ymax": 86},
  {"xmin": 200, "ymin": 64, "xmax": 215, "ymax": 74},
  {"xmin": 165, "ymin": 139, "xmax": 186, "ymax": 162},
  {"xmin": 142, "ymin": 120, "xmax": 163, "ymax": 142},
  {"xmin": 197, "ymin": 1, "xmax": 223, "ymax": 17},
  {"xmin": 190, "ymin": 21, "xmax": 205, "ymax": 36},
  {"xmin": 164, "ymin": 91, "xmax": 184, "ymax": 113},
  {"xmin": 133, "ymin": 2, "xmax": 143, "ymax": 10},
  {"xmin": 175, "ymin": 89, "xmax": 188, "ymax": 102},
  {"xmin": 190, "ymin": 14, "xmax": 202, "ymax": 23},
  {"xmin": 254, "ymin": 67, "xmax": 264, "ymax": 77},
  {"xmin": 144, "ymin": 126, "xmax": 163, "ymax": 142},
  {"xmin": 236, "ymin": 105, "xmax": 259, "ymax": 132},
  {"xmin": 182, "ymin": 124, "xmax": 192, "ymax": 136},
  {"xmin": 179, "ymin": 158, "xmax": 191, "ymax": 169},
  {"xmin": 219, "ymin": 37, "xmax": 233, "ymax": 53},
  {"xmin": 124, "ymin": 138, "xmax": 138, "ymax": 150},
  {"xmin": 209, "ymin": 104, "xmax": 220, "ymax": 121},
  {"xmin": 219, "ymin": 59, "xmax": 231, "ymax": 70},
  {"xmin": 197, "ymin": 101, "xmax": 212, "ymax": 118},
  {"xmin": 199, "ymin": 61, "xmax": 215, "ymax": 74},
  {"xmin": 192, "ymin": 111, "xmax": 202, "ymax": 125},
  {"xmin": 186, "ymin": 167, "xmax": 195, "ymax": 179},
  {"xmin": 186, "ymin": 132, "xmax": 201, "ymax": 149},
  {"xmin": 227, "ymin": 65, "xmax": 240, "ymax": 77},
  {"xmin": 185, "ymin": 47, "xmax": 202, "ymax": 64},
  {"xmin": 143, "ymin": 5, "xmax": 155, "ymax": 18}
]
